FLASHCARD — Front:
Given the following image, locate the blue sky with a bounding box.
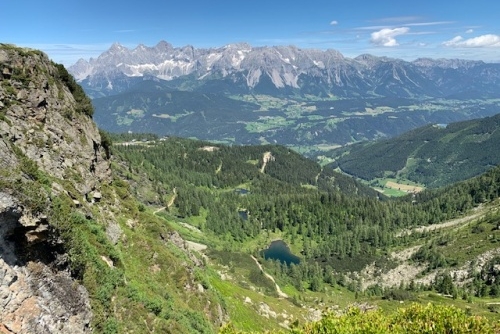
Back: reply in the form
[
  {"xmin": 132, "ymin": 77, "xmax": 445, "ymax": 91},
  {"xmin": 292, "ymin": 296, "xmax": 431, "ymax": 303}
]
[{"xmin": 2, "ymin": 0, "xmax": 499, "ymax": 65}]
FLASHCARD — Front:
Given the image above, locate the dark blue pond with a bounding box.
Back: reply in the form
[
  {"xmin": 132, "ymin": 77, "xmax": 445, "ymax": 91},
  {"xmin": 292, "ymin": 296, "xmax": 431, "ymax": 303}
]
[
  {"xmin": 263, "ymin": 240, "xmax": 300, "ymax": 265},
  {"xmin": 235, "ymin": 188, "xmax": 250, "ymax": 195},
  {"xmin": 238, "ymin": 210, "xmax": 248, "ymax": 221}
]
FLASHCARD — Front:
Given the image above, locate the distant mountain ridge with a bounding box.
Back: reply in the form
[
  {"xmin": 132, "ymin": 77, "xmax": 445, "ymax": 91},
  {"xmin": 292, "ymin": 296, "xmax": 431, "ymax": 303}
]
[{"xmin": 68, "ymin": 41, "xmax": 500, "ymax": 99}]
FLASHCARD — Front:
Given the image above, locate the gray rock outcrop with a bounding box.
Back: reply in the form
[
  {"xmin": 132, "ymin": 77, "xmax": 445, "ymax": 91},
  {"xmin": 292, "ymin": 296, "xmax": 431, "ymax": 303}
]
[
  {"xmin": 0, "ymin": 45, "xmax": 111, "ymax": 333},
  {"xmin": 0, "ymin": 193, "xmax": 92, "ymax": 334},
  {"xmin": 0, "ymin": 46, "xmax": 110, "ymax": 197}
]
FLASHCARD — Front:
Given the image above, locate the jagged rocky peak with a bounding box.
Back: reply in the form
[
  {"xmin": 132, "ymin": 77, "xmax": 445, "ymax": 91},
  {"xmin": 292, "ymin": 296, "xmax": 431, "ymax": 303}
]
[
  {"xmin": 154, "ymin": 40, "xmax": 174, "ymax": 51},
  {"xmin": 354, "ymin": 54, "xmax": 382, "ymax": 66},
  {"xmin": 222, "ymin": 42, "xmax": 252, "ymax": 51},
  {"xmin": 0, "ymin": 44, "xmax": 112, "ymax": 333},
  {"xmin": 108, "ymin": 41, "xmax": 127, "ymax": 54}
]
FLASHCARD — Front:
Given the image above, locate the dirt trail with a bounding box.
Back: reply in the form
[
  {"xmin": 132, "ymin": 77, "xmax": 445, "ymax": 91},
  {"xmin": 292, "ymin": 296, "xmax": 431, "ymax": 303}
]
[
  {"xmin": 153, "ymin": 206, "xmax": 166, "ymax": 214},
  {"xmin": 185, "ymin": 240, "xmax": 207, "ymax": 252},
  {"xmin": 153, "ymin": 188, "xmax": 177, "ymax": 215},
  {"xmin": 179, "ymin": 222, "xmax": 202, "ymax": 233},
  {"xmin": 315, "ymin": 168, "xmax": 322, "ymax": 184},
  {"xmin": 413, "ymin": 212, "xmax": 481, "ymax": 234},
  {"xmin": 216, "ymin": 162, "xmax": 222, "ymax": 174},
  {"xmin": 251, "ymin": 255, "xmax": 288, "ymax": 298},
  {"xmin": 166, "ymin": 187, "xmax": 177, "ymax": 209}
]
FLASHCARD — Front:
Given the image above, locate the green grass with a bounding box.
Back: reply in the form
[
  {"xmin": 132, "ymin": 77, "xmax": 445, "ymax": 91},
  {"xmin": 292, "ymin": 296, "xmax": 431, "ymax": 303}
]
[
  {"xmin": 366, "ymin": 177, "xmax": 426, "ymax": 197},
  {"xmin": 245, "ymin": 117, "xmax": 296, "ymax": 133},
  {"xmin": 210, "ymin": 275, "xmax": 280, "ymax": 332}
]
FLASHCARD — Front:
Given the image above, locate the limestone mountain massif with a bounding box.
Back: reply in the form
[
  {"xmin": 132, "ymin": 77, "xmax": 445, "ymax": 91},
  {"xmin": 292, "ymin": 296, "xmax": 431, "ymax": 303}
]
[
  {"xmin": 67, "ymin": 41, "xmax": 500, "ymax": 151},
  {"xmin": 70, "ymin": 41, "xmax": 500, "ymax": 99}
]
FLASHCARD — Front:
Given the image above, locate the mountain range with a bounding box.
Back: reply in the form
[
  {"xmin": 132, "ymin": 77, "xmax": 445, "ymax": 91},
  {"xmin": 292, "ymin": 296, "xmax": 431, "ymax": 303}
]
[{"xmin": 69, "ymin": 41, "xmax": 500, "ymax": 99}]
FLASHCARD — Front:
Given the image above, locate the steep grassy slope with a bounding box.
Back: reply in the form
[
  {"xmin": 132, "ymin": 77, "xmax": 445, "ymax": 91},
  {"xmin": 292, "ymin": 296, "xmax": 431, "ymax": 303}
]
[
  {"xmin": 328, "ymin": 113, "xmax": 500, "ymax": 188},
  {"xmin": 220, "ymin": 303, "xmax": 500, "ymax": 333}
]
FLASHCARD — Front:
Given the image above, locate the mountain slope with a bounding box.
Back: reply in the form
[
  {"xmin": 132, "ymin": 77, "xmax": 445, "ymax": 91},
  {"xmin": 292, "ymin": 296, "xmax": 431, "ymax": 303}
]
[
  {"xmin": 92, "ymin": 79, "xmax": 500, "ymax": 148},
  {"xmin": 113, "ymin": 132, "xmax": 500, "ymax": 328},
  {"xmin": 328, "ymin": 114, "xmax": 500, "ymax": 187},
  {"xmin": 91, "ymin": 81, "xmax": 260, "ymax": 138},
  {"xmin": 0, "ymin": 44, "xmax": 108, "ymax": 333}
]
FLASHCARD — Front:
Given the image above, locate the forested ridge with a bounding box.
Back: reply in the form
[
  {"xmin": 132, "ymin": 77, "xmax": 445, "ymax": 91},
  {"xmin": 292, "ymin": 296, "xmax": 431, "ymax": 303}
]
[{"xmin": 328, "ymin": 113, "xmax": 500, "ymax": 188}]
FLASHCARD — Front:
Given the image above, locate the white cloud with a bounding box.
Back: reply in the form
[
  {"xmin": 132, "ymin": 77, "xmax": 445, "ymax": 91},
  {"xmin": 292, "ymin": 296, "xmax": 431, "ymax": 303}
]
[
  {"xmin": 443, "ymin": 34, "xmax": 500, "ymax": 48},
  {"xmin": 466, "ymin": 29, "xmax": 474, "ymax": 34},
  {"xmin": 370, "ymin": 27, "xmax": 410, "ymax": 46},
  {"xmin": 330, "ymin": 20, "xmax": 338, "ymax": 26},
  {"xmin": 442, "ymin": 36, "xmax": 464, "ymax": 46}
]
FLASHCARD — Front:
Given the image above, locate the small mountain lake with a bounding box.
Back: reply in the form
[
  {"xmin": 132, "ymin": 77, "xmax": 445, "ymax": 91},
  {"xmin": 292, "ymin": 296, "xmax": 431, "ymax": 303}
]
[
  {"xmin": 235, "ymin": 188, "xmax": 250, "ymax": 195},
  {"xmin": 238, "ymin": 210, "xmax": 248, "ymax": 221},
  {"xmin": 262, "ymin": 240, "xmax": 300, "ymax": 265}
]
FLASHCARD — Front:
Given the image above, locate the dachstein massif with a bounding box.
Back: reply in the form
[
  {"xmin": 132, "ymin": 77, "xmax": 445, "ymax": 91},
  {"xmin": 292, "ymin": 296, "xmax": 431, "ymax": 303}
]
[
  {"xmin": 1, "ymin": 43, "xmax": 500, "ymax": 333},
  {"xmin": 68, "ymin": 41, "xmax": 500, "ymax": 150}
]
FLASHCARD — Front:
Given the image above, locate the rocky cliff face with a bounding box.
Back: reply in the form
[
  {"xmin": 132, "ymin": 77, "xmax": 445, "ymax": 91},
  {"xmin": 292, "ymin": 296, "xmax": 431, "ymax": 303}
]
[
  {"xmin": 0, "ymin": 44, "xmax": 111, "ymax": 333},
  {"xmin": 0, "ymin": 45, "xmax": 110, "ymax": 196}
]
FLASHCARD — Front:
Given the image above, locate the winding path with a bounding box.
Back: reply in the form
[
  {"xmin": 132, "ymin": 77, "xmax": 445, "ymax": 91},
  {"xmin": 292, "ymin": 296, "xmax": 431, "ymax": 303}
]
[
  {"xmin": 251, "ymin": 255, "xmax": 288, "ymax": 298},
  {"xmin": 153, "ymin": 206, "xmax": 166, "ymax": 214}
]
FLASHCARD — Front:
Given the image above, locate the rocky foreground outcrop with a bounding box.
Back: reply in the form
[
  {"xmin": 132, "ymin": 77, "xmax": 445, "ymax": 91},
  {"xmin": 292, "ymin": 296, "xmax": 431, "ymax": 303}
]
[
  {"xmin": 0, "ymin": 44, "xmax": 111, "ymax": 333},
  {"xmin": 0, "ymin": 192, "xmax": 92, "ymax": 333}
]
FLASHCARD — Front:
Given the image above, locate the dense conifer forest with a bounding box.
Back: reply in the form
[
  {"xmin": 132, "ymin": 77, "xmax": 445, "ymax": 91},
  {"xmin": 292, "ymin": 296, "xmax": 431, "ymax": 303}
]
[{"xmin": 111, "ymin": 136, "xmax": 500, "ymax": 297}]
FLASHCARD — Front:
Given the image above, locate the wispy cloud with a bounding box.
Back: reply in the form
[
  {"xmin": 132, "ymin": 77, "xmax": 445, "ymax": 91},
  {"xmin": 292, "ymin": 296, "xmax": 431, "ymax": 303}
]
[
  {"xmin": 372, "ymin": 16, "xmax": 422, "ymax": 23},
  {"xmin": 443, "ymin": 34, "xmax": 500, "ymax": 48},
  {"xmin": 405, "ymin": 21, "xmax": 454, "ymax": 27},
  {"xmin": 466, "ymin": 29, "xmax": 474, "ymax": 34},
  {"xmin": 21, "ymin": 43, "xmax": 111, "ymax": 65},
  {"xmin": 330, "ymin": 20, "xmax": 338, "ymax": 26},
  {"xmin": 356, "ymin": 21, "xmax": 452, "ymax": 31},
  {"xmin": 114, "ymin": 29, "xmax": 136, "ymax": 33},
  {"xmin": 355, "ymin": 25, "xmax": 392, "ymax": 31},
  {"xmin": 370, "ymin": 27, "xmax": 410, "ymax": 46}
]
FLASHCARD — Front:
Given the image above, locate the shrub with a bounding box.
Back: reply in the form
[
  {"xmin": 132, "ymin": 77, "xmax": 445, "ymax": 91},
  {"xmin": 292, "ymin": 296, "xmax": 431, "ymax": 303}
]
[
  {"xmin": 220, "ymin": 303, "xmax": 499, "ymax": 333},
  {"xmin": 53, "ymin": 63, "xmax": 94, "ymax": 117}
]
